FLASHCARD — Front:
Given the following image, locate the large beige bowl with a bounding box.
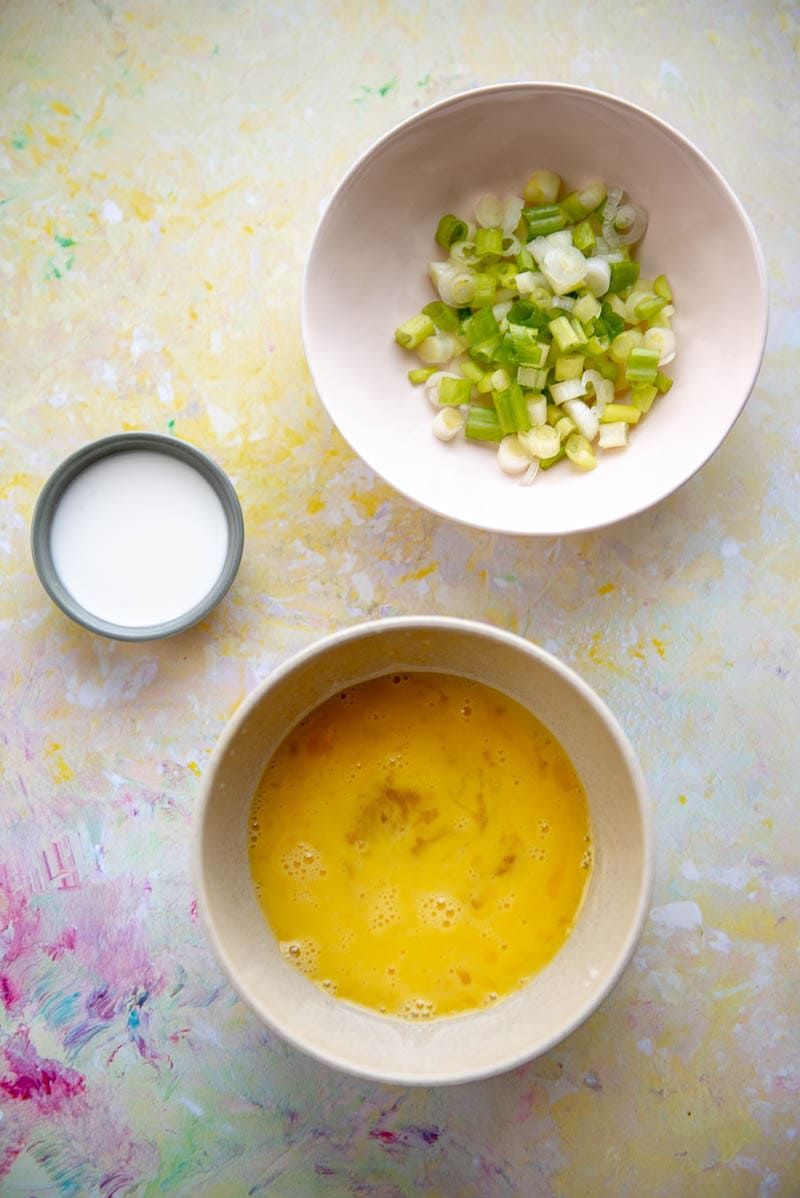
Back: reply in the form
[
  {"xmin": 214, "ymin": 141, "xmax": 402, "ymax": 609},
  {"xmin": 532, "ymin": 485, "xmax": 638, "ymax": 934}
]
[
  {"xmin": 194, "ymin": 617, "xmax": 653, "ymax": 1085},
  {"xmin": 301, "ymin": 83, "xmax": 767, "ymax": 535}
]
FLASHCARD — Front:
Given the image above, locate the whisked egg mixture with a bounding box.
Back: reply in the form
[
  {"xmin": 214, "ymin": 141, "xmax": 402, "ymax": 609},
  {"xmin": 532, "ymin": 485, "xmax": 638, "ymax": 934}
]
[{"xmin": 248, "ymin": 671, "xmax": 592, "ymax": 1020}]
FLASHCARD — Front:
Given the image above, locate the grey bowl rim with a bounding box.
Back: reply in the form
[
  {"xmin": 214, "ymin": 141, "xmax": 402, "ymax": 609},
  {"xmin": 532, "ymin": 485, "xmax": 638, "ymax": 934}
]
[{"xmin": 30, "ymin": 430, "xmax": 245, "ymax": 642}]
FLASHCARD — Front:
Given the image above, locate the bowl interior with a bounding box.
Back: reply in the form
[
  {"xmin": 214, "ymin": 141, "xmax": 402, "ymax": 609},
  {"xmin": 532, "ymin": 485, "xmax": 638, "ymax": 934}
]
[
  {"xmin": 302, "ymin": 84, "xmax": 767, "ymax": 535},
  {"xmin": 31, "ymin": 432, "xmax": 244, "ymax": 642},
  {"xmin": 196, "ymin": 618, "xmax": 653, "ymax": 1085}
]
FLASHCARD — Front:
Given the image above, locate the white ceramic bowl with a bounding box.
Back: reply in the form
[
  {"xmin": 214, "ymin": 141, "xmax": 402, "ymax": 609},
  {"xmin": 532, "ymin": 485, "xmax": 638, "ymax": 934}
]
[
  {"xmin": 194, "ymin": 617, "xmax": 653, "ymax": 1085},
  {"xmin": 302, "ymin": 83, "xmax": 767, "ymax": 535}
]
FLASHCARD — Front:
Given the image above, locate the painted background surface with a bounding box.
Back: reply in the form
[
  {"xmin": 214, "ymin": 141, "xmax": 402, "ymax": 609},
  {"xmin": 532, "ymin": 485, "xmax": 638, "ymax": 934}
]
[{"xmin": 1, "ymin": 1, "xmax": 798, "ymax": 1194}]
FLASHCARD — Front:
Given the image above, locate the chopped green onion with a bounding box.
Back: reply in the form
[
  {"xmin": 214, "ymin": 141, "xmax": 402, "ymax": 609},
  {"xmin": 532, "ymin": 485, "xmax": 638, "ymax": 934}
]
[
  {"xmin": 554, "ymin": 414, "xmax": 577, "ymax": 441},
  {"xmin": 540, "ymin": 446, "xmax": 566, "ymax": 469},
  {"xmin": 429, "ymin": 261, "xmax": 477, "ymax": 307},
  {"xmin": 422, "ymin": 301, "xmax": 461, "ymax": 331},
  {"xmin": 607, "ymin": 259, "xmax": 641, "ymax": 294},
  {"xmin": 554, "ymin": 355, "xmax": 585, "ymax": 381},
  {"xmin": 600, "ymin": 403, "xmax": 641, "ymax": 424},
  {"xmin": 408, "ymin": 366, "xmax": 436, "ymax": 384},
  {"xmin": 572, "ymin": 293, "xmax": 602, "ymax": 323},
  {"xmin": 474, "ymin": 194, "xmax": 503, "ymax": 228},
  {"xmin": 489, "ymin": 367, "xmax": 512, "ymax": 392},
  {"xmin": 564, "ymin": 432, "xmax": 596, "ymax": 470},
  {"xmin": 461, "ymin": 306, "xmax": 499, "ymax": 346},
  {"xmin": 609, "ymin": 329, "xmax": 644, "ymax": 364},
  {"xmin": 475, "ymin": 226, "xmax": 504, "ymax": 260},
  {"xmin": 517, "ymin": 365, "xmax": 548, "ymax": 390},
  {"xmin": 395, "ymin": 313, "xmax": 436, "ymax": 349},
  {"xmin": 548, "ymin": 315, "xmax": 583, "ymax": 353},
  {"xmin": 432, "ymin": 406, "xmax": 466, "ymax": 441},
  {"xmin": 600, "ymin": 301, "xmax": 626, "ymax": 338},
  {"xmin": 549, "ymin": 378, "xmax": 587, "ymax": 405},
  {"xmin": 653, "ymin": 273, "xmax": 673, "ymax": 302},
  {"xmin": 519, "ymin": 423, "xmax": 560, "ymax": 459},
  {"xmin": 438, "ymin": 376, "xmax": 473, "ymax": 406},
  {"xmin": 597, "ymin": 421, "xmax": 628, "ymax": 449},
  {"xmin": 402, "ymin": 168, "xmax": 674, "ymax": 484},
  {"xmin": 577, "ymin": 181, "xmax": 607, "ymax": 212},
  {"xmin": 584, "ymin": 334, "xmax": 608, "ymax": 357},
  {"xmin": 542, "ymin": 245, "xmax": 588, "ymax": 294},
  {"xmin": 559, "ymin": 191, "xmax": 591, "ymax": 224},
  {"xmin": 631, "ymin": 293, "xmax": 667, "ymax": 323},
  {"xmin": 497, "ymin": 264, "xmax": 518, "ymax": 290},
  {"xmin": 584, "ymin": 256, "xmax": 611, "ymax": 296},
  {"xmin": 526, "ymin": 393, "xmax": 547, "ymax": 425},
  {"xmin": 507, "ymin": 323, "xmax": 547, "ymax": 365},
  {"xmin": 493, "ymin": 381, "xmax": 531, "ymax": 434},
  {"xmin": 470, "ymin": 272, "xmax": 496, "ymax": 308},
  {"xmin": 435, "ymin": 214, "xmax": 469, "ymax": 249},
  {"xmin": 625, "ymin": 346, "xmax": 661, "ymax": 385},
  {"xmin": 497, "ymin": 434, "xmax": 533, "ymax": 475},
  {"xmin": 643, "ymin": 326, "xmax": 676, "ymax": 365},
  {"xmin": 469, "ymin": 335, "xmax": 502, "ymax": 367},
  {"xmin": 523, "ymin": 204, "xmax": 568, "ymax": 238},
  {"xmin": 418, "ymin": 331, "xmax": 461, "ymax": 365},
  {"xmin": 632, "ymin": 384, "xmax": 658, "ymax": 413},
  {"xmin": 563, "ymin": 398, "xmax": 599, "ymax": 441},
  {"xmin": 459, "ymin": 358, "xmax": 486, "ymax": 384},
  {"xmin": 523, "ymin": 170, "xmax": 561, "ymax": 205},
  {"xmin": 465, "ymin": 404, "xmax": 503, "ymax": 442}
]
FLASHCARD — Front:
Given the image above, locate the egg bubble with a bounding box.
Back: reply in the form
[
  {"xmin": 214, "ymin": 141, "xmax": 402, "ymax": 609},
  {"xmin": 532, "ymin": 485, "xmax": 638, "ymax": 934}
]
[
  {"xmin": 280, "ymin": 938, "xmax": 319, "ymax": 977},
  {"xmin": 418, "ymin": 893, "xmax": 463, "ymax": 929},
  {"xmin": 368, "ymin": 886, "xmax": 400, "ymax": 933},
  {"xmin": 280, "ymin": 841, "xmax": 327, "ymax": 881},
  {"xmin": 398, "ymin": 997, "xmax": 437, "ymax": 1020}
]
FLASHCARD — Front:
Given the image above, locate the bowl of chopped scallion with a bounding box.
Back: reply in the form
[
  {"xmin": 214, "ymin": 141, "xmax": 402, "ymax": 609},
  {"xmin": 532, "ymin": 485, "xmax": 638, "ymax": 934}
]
[{"xmin": 301, "ymin": 83, "xmax": 767, "ymax": 535}]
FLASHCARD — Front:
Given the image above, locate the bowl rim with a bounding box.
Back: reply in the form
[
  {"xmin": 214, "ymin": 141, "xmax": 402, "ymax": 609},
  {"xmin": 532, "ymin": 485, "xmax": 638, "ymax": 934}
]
[
  {"xmin": 30, "ymin": 430, "xmax": 245, "ymax": 642},
  {"xmin": 300, "ymin": 81, "xmax": 769, "ymax": 537},
  {"xmin": 193, "ymin": 615, "xmax": 656, "ymax": 1085}
]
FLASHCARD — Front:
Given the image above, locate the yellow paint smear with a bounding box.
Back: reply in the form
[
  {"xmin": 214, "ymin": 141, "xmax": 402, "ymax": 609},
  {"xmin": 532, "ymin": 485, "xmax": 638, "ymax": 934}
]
[{"xmin": 399, "ymin": 563, "xmax": 437, "ymax": 583}]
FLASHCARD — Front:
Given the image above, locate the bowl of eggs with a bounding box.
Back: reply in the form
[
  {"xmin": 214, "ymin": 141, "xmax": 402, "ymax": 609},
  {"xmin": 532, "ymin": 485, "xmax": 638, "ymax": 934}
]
[
  {"xmin": 301, "ymin": 82, "xmax": 767, "ymax": 535},
  {"xmin": 194, "ymin": 616, "xmax": 653, "ymax": 1085}
]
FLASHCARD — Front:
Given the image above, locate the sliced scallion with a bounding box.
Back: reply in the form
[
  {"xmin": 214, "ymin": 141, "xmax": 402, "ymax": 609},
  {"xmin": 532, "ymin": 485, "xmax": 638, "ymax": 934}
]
[
  {"xmin": 435, "ymin": 214, "xmax": 469, "ymax": 249},
  {"xmin": 395, "ymin": 313, "xmax": 436, "ymax": 349},
  {"xmin": 465, "ymin": 405, "xmax": 503, "ymax": 442},
  {"xmin": 401, "ymin": 168, "xmax": 675, "ymax": 484}
]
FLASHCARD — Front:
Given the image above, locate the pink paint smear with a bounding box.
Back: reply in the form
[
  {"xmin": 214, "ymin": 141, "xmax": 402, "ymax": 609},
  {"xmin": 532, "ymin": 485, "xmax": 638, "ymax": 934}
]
[{"xmin": 0, "ymin": 1027, "xmax": 85, "ymax": 1115}]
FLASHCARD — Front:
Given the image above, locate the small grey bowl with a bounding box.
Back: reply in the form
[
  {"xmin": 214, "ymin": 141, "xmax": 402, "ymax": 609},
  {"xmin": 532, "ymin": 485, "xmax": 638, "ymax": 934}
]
[{"xmin": 31, "ymin": 431, "xmax": 244, "ymax": 642}]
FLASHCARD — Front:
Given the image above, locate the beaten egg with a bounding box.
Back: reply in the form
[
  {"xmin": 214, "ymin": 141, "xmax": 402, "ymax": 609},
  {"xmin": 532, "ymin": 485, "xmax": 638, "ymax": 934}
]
[{"xmin": 248, "ymin": 672, "xmax": 592, "ymax": 1020}]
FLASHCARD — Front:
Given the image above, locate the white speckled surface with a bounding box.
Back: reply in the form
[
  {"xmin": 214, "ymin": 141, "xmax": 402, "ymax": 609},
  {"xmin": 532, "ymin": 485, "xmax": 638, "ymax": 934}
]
[{"xmin": 1, "ymin": 1, "xmax": 798, "ymax": 1194}]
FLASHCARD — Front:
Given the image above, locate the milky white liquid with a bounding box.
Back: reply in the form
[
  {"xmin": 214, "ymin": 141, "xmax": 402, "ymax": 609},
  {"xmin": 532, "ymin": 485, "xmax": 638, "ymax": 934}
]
[{"xmin": 50, "ymin": 450, "xmax": 230, "ymax": 627}]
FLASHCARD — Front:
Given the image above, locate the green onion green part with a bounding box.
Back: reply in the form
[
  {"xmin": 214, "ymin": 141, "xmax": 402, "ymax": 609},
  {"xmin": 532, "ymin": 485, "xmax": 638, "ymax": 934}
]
[{"xmin": 435, "ymin": 214, "xmax": 469, "ymax": 249}]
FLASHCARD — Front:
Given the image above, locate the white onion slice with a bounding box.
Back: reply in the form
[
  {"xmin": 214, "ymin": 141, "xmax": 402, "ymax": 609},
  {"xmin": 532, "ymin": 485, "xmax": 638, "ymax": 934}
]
[
  {"xmin": 563, "ymin": 398, "xmax": 600, "ymax": 441},
  {"xmin": 501, "ymin": 194, "xmax": 524, "ymax": 234},
  {"xmin": 643, "ymin": 326, "xmax": 676, "ymax": 365},
  {"xmin": 603, "ymin": 200, "xmax": 648, "ymax": 248},
  {"xmin": 474, "ymin": 193, "xmax": 503, "ymax": 228},
  {"xmin": 497, "ymin": 434, "xmax": 532, "ymax": 475},
  {"xmin": 542, "ymin": 245, "xmax": 587, "ymax": 294}
]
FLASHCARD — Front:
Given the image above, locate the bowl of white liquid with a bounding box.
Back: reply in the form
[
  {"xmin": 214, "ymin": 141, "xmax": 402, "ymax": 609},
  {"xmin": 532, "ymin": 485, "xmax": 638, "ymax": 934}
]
[{"xmin": 31, "ymin": 432, "xmax": 244, "ymax": 641}]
